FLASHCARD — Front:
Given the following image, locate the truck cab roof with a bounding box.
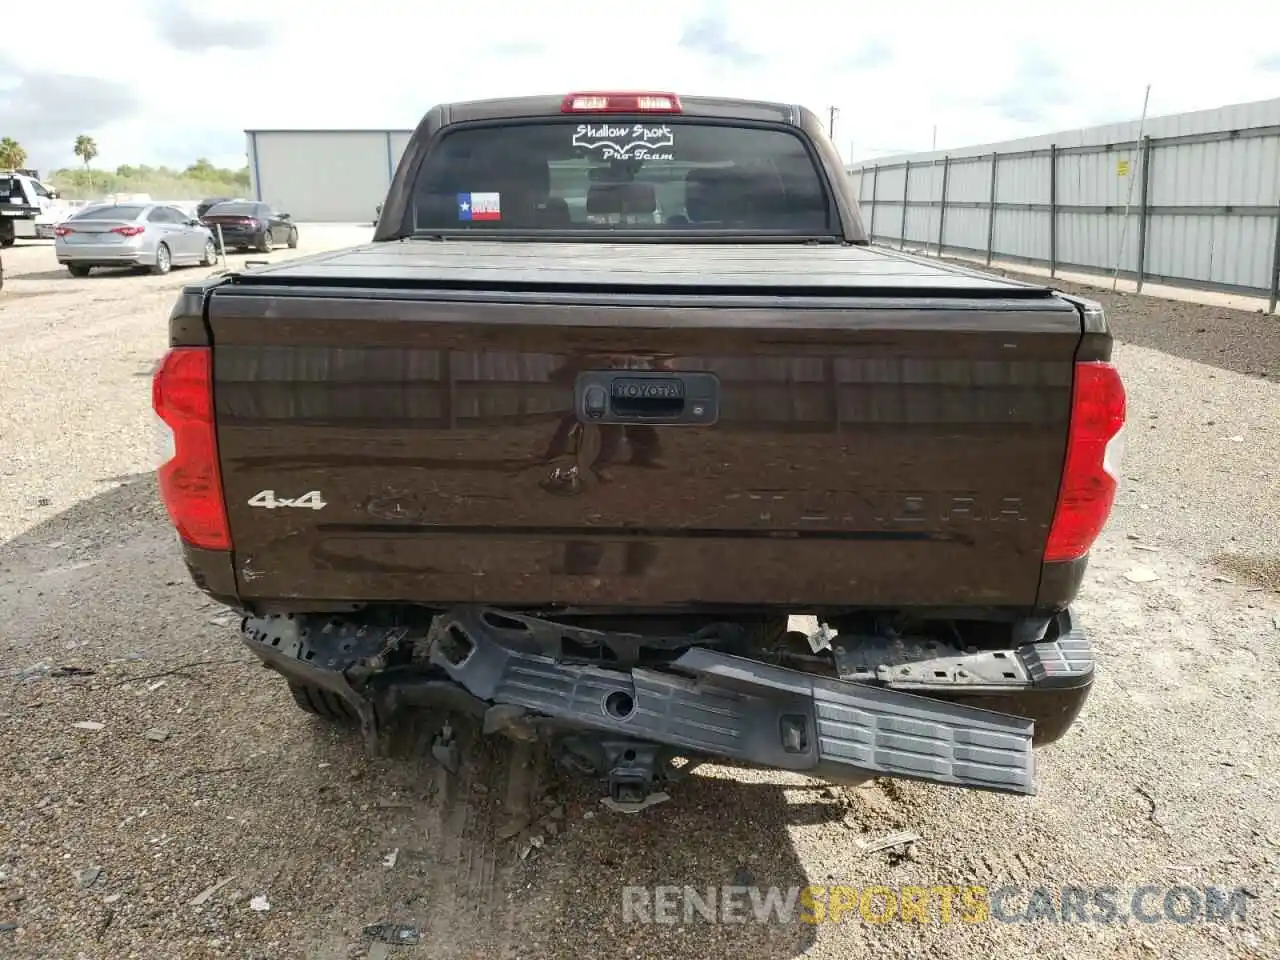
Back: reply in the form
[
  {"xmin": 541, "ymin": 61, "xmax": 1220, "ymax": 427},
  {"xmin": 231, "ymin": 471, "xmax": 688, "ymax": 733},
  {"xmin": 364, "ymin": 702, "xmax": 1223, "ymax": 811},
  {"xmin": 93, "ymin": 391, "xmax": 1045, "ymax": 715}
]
[
  {"xmin": 374, "ymin": 90, "xmax": 867, "ymax": 244},
  {"xmin": 431, "ymin": 92, "xmax": 808, "ymax": 126}
]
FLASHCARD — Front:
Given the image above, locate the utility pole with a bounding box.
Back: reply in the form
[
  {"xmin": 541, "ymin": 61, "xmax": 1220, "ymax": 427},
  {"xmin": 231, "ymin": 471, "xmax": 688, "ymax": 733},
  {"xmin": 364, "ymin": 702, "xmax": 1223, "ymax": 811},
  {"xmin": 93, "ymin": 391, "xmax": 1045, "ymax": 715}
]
[
  {"xmin": 1112, "ymin": 83, "xmax": 1152, "ymax": 291},
  {"xmin": 828, "ymin": 106, "xmax": 839, "ymax": 140}
]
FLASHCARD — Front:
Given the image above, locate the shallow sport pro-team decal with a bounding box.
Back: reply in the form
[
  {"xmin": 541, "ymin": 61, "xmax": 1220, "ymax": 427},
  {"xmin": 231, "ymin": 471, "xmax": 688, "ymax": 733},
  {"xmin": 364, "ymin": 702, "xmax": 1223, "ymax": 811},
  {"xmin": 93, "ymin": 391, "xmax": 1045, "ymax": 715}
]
[
  {"xmin": 571, "ymin": 123, "xmax": 675, "ymax": 160},
  {"xmin": 457, "ymin": 192, "xmax": 501, "ymax": 221}
]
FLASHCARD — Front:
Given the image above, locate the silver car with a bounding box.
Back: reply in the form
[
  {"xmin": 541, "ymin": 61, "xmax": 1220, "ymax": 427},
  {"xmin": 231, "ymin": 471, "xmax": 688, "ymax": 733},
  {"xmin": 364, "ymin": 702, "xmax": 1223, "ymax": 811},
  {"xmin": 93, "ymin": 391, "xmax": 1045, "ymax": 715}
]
[{"xmin": 55, "ymin": 202, "xmax": 218, "ymax": 277}]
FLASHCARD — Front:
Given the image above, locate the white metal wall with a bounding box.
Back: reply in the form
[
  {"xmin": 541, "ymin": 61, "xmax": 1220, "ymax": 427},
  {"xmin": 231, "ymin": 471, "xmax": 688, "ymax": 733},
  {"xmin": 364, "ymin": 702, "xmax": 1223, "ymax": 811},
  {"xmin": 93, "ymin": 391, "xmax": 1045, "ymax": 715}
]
[
  {"xmin": 847, "ymin": 97, "xmax": 1280, "ymax": 310},
  {"xmin": 246, "ymin": 130, "xmax": 414, "ymax": 222}
]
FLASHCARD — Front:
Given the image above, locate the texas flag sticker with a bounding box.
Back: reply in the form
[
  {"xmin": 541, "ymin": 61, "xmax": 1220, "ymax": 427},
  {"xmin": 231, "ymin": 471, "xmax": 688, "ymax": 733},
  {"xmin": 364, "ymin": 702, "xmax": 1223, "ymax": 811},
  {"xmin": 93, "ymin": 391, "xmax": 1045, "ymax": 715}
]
[{"xmin": 457, "ymin": 192, "xmax": 501, "ymax": 221}]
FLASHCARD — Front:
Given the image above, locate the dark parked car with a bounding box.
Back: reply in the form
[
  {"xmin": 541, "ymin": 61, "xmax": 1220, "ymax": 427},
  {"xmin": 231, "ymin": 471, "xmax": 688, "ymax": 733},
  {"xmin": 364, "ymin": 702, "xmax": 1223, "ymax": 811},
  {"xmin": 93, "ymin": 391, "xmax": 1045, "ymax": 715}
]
[
  {"xmin": 155, "ymin": 91, "xmax": 1126, "ymax": 811},
  {"xmin": 201, "ymin": 200, "xmax": 297, "ymax": 253},
  {"xmin": 196, "ymin": 196, "xmax": 237, "ymax": 219}
]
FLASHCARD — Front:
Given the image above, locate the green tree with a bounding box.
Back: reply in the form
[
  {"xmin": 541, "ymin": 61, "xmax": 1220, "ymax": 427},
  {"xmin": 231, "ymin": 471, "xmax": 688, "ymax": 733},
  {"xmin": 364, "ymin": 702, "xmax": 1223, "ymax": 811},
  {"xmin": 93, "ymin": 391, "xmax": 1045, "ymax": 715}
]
[
  {"xmin": 46, "ymin": 155, "xmax": 252, "ymax": 201},
  {"xmin": 74, "ymin": 134, "xmax": 99, "ymax": 171},
  {"xmin": 0, "ymin": 138, "xmax": 27, "ymax": 170},
  {"xmin": 184, "ymin": 157, "xmax": 216, "ymax": 177},
  {"xmin": 74, "ymin": 134, "xmax": 99, "ymax": 190}
]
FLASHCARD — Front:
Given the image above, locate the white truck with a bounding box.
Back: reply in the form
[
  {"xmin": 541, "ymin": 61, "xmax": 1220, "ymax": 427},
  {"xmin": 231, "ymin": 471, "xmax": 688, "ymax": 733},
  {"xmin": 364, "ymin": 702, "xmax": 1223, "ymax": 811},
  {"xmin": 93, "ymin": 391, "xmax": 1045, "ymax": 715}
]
[{"xmin": 0, "ymin": 171, "xmax": 69, "ymax": 246}]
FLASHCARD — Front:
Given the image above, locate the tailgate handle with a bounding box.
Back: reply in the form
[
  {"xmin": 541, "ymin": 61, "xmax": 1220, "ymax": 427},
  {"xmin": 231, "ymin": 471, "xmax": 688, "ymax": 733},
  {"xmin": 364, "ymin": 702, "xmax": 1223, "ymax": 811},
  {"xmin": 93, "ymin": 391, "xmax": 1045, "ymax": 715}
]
[
  {"xmin": 611, "ymin": 378, "xmax": 684, "ymax": 419},
  {"xmin": 575, "ymin": 371, "xmax": 719, "ymax": 425}
]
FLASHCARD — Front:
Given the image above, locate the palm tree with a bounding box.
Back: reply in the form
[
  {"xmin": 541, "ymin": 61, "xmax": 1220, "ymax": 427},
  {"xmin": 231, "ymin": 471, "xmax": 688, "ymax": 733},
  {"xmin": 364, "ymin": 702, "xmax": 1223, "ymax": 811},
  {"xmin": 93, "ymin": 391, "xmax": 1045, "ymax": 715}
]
[
  {"xmin": 74, "ymin": 135, "xmax": 98, "ymax": 187},
  {"xmin": 0, "ymin": 138, "xmax": 26, "ymax": 170}
]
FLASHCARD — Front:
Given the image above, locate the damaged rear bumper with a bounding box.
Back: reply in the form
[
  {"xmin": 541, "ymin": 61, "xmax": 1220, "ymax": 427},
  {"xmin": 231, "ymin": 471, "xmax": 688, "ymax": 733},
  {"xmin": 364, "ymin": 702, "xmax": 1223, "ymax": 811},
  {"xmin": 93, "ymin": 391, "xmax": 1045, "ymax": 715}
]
[{"xmin": 241, "ymin": 608, "xmax": 1095, "ymax": 798}]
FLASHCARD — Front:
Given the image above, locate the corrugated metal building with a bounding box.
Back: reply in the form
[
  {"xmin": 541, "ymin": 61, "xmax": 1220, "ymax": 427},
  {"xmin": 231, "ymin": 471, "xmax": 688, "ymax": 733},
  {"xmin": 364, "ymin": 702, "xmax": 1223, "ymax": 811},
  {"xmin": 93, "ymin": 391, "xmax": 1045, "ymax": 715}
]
[
  {"xmin": 245, "ymin": 129, "xmax": 414, "ymax": 223},
  {"xmin": 846, "ymin": 97, "xmax": 1280, "ymax": 308}
]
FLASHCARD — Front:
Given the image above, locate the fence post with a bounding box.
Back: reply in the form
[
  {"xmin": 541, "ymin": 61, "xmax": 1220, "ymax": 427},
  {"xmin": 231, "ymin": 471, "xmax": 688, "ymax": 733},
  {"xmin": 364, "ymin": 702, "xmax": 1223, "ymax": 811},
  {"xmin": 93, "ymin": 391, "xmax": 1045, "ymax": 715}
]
[
  {"xmin": 1269, "ymin": 209, "xmax": 1280, "ymax": 314},
  {"xmin": 986, "ymin": 152, "xmax": 999, "ymax": 266},
  {"xmin": 899, "ymin": 161, "xmax": 911, "ymax": 250},
  {"xmin": 869, "ymin": 164, "xmax": 880, "ymax": 239},
  {"xmin": 937, "ymin": 156, "xmax": 950, "ymax": 258},
  {"xmin": 1136, "ymin": 135, "xmax": 1153, "ymax": 293},
  {"xmin": 1049, "ymin": 144, "xmax": 1058, "ymax": 278}
]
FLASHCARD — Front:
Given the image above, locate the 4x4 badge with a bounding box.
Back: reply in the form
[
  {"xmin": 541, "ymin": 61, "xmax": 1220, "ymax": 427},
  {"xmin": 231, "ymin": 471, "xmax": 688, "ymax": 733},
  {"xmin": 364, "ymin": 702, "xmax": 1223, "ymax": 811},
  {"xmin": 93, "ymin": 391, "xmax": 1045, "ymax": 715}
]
[{"xmin": 247, "ymin": 490, "xmax": 327, "ymax": 510}]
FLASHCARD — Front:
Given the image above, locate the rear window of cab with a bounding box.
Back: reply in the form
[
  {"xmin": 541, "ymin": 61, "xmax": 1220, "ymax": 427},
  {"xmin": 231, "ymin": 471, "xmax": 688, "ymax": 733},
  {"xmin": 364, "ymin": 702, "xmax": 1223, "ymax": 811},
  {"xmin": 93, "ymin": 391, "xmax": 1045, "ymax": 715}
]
[{"xmin": 410, "ymin": 120, "xmax": 833, "ymax": 235}]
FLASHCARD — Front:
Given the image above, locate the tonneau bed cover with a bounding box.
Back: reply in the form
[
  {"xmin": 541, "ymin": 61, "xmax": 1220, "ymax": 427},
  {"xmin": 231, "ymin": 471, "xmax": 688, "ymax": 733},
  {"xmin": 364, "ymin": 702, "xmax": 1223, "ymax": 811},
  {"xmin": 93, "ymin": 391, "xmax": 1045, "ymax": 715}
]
[{"xmin": 227, "ymin": 240, "xmax": 1054, "ymax": 295}]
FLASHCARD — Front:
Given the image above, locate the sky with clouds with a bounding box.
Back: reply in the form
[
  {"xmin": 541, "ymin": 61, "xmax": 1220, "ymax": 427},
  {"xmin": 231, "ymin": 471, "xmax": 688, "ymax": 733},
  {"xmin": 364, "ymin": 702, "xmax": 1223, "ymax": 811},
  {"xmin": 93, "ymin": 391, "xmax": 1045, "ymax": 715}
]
[{"xmin": 2, "ymin": 0, "xmax": 1280, "ymax": 173}]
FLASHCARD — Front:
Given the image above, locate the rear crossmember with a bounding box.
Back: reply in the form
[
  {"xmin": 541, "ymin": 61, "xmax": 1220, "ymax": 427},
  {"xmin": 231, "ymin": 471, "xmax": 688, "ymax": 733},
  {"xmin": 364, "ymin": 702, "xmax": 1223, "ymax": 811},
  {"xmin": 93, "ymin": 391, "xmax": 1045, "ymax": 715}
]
[{"xmin": 240, "ymin": 607, "xmax": 1095, "ymax": 803}]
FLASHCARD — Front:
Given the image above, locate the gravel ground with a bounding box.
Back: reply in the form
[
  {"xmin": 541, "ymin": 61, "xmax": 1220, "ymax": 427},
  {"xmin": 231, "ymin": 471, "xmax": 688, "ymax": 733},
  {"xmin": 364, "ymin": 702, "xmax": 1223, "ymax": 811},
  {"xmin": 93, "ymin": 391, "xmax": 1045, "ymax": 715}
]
[{"xmin": 1, "ymin": 235, "xmax": 1278, "ymax": 959}]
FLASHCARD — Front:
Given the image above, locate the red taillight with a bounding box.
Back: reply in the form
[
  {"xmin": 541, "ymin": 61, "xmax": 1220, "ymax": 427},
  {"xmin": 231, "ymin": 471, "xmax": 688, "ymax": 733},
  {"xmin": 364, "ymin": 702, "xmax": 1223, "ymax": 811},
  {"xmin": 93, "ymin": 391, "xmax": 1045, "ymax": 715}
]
[
  {"xmin": 1044, "ymin": 361, "xmax": 1127, "ymax": 563},
  {"xmin": 112, "ymin": 224, "xmax": 145, "ymax": 237},
  {"xmin": 561, "ymin": 91, "xmax": 682, "ymax": 113},
  {"xmin": 152, "ymin": 347, "xmax": 231, "ymax": 551},
  {"xmin": 55, "ymin": 225, "xmax": 73, "ymax": 237}
]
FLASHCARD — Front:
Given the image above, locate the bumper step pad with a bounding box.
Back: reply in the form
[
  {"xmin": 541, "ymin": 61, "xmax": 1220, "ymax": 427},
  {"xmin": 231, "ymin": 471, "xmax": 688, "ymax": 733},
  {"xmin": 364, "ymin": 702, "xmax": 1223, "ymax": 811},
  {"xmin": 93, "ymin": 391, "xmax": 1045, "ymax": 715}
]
[{"xmin": 427, "ymin": 612, "xmax": 1037, "ymax": 796}]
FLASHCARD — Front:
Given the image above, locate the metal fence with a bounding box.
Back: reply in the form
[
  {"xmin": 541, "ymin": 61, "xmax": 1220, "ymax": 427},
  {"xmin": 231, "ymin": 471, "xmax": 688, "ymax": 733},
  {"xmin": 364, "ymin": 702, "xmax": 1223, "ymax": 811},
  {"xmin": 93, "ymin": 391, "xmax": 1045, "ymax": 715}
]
[{"xmin": 848, "ymin": 124, "xmax": 1280, "ymax": 313}]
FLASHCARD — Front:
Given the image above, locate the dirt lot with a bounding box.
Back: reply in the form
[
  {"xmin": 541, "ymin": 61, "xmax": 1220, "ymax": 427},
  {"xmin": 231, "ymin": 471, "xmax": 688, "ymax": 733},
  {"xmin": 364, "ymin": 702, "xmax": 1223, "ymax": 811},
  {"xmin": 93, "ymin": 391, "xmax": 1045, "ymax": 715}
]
[{"xmin": 1, "ymin": 235, "xmax": 1278, "ymax": 959}]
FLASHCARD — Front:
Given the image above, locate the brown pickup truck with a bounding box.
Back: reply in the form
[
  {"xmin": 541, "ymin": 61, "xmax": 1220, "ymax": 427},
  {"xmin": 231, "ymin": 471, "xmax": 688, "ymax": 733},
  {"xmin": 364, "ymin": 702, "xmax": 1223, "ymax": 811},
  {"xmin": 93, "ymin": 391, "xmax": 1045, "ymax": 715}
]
[{"xmin": 153, "ymin": 91, "xmax": 1126, "ymax": 807}]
